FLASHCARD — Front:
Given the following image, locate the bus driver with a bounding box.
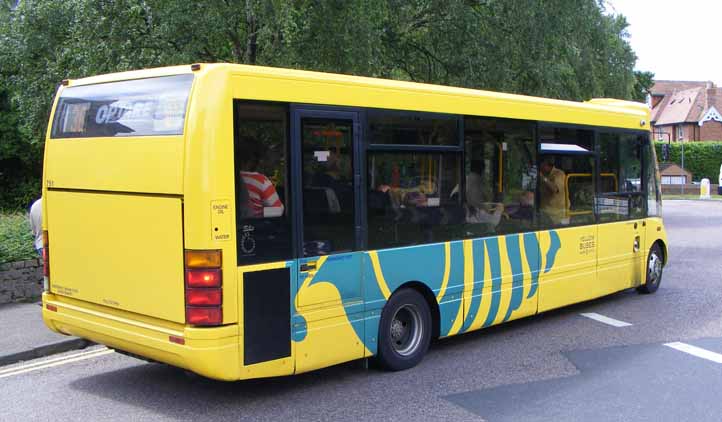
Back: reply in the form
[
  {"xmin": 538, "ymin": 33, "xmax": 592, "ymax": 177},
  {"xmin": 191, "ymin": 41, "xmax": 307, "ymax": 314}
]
[{"xmin": 539, "ymin": 156, "xmax": 566, "ymax": 224}]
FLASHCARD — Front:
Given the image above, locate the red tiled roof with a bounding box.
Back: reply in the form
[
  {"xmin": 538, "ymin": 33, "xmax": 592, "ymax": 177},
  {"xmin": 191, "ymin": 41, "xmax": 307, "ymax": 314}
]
[
  {"xmin": 651, "ymin": 80, "xmax": 714, "ymax": 97},
  {"xmin": 651, "ymin": 94, "xmax": 671, "ymax": 122},
  {"xmin": 655, "ymin": 88, "xmax": 701, "ymax": 125},
  {"xmin": 687, "ymin": 88, "xmax": 707, "ymax": 121},
  {"xmin": 651, "ymin": 81, "xmax": 722, "ymax": 128}
]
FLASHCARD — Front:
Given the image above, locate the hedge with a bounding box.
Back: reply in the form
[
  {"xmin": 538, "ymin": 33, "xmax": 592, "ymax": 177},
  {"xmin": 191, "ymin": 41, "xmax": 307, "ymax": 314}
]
[
  {"xmin": 654, "ymin": 141, "xmax": 722, "ymax": 182},
  {"xmin": 0, "ymin": 212, "xmax": 36, "ymax": 264}
]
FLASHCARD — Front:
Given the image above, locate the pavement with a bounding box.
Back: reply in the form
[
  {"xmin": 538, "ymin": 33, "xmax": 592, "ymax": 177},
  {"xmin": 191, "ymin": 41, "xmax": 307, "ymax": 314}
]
[{"xmin": 0, "ymin": 301, "xmax": 88, "ymax": 366}]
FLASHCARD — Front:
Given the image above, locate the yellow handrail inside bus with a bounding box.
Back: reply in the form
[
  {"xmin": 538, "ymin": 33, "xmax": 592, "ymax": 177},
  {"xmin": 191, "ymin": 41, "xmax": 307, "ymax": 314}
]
[
  {"xmin": 563, "ymin": 172, "xmax": 620, "ymax": 217},
  {"xmin": 565, "ymin": 173, "xmax": 592, "ymax": 217}
]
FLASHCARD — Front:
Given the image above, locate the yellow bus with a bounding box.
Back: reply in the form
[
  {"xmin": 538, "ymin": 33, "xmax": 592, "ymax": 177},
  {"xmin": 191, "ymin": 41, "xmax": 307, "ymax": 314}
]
[{"xmin": 41, "ymin": 64, "xmax": 667, "ymax": 380}]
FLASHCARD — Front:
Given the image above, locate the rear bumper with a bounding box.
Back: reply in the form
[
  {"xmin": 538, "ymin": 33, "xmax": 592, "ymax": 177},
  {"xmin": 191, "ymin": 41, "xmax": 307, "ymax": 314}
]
[{"xmin": 42, "ymin": 292, "xmax": 240, "ymax": 381}]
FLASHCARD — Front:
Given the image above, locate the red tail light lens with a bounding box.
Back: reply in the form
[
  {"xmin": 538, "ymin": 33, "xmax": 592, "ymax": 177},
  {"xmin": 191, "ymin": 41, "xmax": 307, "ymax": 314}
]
[
  {"xmin": 186, "ymin": 288, "xmax": 222, "ymax": 306},
  {"xmin": 185, "ymin": 269, "xmax": 222, "ymax": 288},
  {"xmin": 186, "ymin": 307, "xmax": 222, "ymax": 326}
]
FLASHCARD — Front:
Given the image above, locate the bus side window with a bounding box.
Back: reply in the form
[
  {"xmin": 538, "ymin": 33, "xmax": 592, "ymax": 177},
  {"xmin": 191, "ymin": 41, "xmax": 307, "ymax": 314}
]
[
  {"xmin": 537, "ymin": 127, "xmax": 595, "ymax": 228},
  {"xmin": 464, "ymin": 117, "xmax": 537, "ymax": 235},
  {"xmin": 367, "ymin": 152, "xmax": 462, "ymax": 248},
  {"xmin": 233, "ymin": 102, "xmax": 292, "ymax": 265},
  {"xmin": 598, "ymin": 132, "xmax": 644, "ymax": 221},
  {"xmin": 366, "ymin": 111, "xmax": 464, "ymax": 249}
]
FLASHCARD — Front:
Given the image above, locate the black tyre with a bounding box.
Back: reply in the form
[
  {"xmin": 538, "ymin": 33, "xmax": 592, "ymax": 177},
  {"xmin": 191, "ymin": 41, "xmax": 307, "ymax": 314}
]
[
  {"xmin": 376, "ymin": 288, "xmax": 432, "ymax": 371},
  {"xmin": 638, "ymin": 243, "xmax": 664, "ymax": 294}
]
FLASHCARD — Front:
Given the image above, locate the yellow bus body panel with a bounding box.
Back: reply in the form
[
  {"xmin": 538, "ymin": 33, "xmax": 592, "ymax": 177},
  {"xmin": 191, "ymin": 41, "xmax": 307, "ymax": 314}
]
[
  {"xmin": 645, "ymin": 217, "xmax": 669, "ymax": 267},
  {"xmin": 182, "ymin": 66, "xmax": 239, "ymax": 323},
  {"xmin": 45, "ymin": 136, "xmax": 184, "ymax": 194},
  {"xmin": 227, "ymin": 65, "xmax": 648, "ymax": 131},
  {"xmin": 538, "ymin": 226, "xmax": 600, "ymax": 312},
  {"xmin": 42, "ymin": 293, "xmax": 240, "ymax": 381},
  {"xmin": 46, "ymin": 190, "xmax": 186, "ymax": 323},
  {"xmin": 598, "ymin": 220, "xmax": 645, "ymax": 293}
]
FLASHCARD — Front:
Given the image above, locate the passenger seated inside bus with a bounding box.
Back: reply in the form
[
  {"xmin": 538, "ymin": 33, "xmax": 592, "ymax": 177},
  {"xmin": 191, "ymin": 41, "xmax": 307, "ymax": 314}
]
[
  {"xmin": 507, "ymin": 191, "xmax": 534, "ymax": 221},
  {"xmin": 238, "ymin": 139, "xmax": 285, "ymax": 219},
  {"xmin": 465, "ymin": 159, "xmax": 504, "ymax": 227},
  {"xmin": 311, "ymin": 152, "xmax": 351, "ymax": 212}
]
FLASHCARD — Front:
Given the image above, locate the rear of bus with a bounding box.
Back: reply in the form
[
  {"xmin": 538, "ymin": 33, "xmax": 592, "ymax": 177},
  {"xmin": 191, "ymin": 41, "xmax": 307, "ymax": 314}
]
[{"xmin": 41, "ymin": 65, "xmax": 242, "ymax": 380}]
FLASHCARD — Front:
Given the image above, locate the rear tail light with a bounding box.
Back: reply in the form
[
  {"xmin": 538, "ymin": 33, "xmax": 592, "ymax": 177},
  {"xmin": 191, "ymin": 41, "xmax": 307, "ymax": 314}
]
[
  {"xmin": 186, "ymin": 307, "xmax": 222, "ymax": 325},
  {"xmin": 42, "ymin": 230, "xmax": 49, "ymax": 291},
  {"xmin": 185, "ymin": 288, "xmax": 222, "ymax": 306},
  {"xmin": 184, "ymin": 250, "xmax": 222, "ymax": 268},
  {"xmin": 184, "ymin": 250, "xmax": 222, "ymax": 326},
  {"xmin": 185, "ymin": 269, "xmax": 221, "ymax": 288}
]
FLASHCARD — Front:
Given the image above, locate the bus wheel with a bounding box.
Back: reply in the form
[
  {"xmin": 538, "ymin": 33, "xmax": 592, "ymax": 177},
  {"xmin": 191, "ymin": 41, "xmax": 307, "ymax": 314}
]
[
  {"xmin": 638, "ymin": 243, "xmax": 663, "ymax": 294},
  {"xmin": 377, "ymin": 288, "xmax": 432, "ymax": 371}
]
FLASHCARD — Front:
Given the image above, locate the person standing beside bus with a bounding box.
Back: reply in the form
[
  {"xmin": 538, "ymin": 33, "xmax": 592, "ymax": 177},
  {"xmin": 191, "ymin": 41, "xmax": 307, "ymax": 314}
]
[
  {"xmin": 539, "ymin": 157, "xmax": 566, "ymax": 224},
  {"xmin": 29, "ymin": 198, "xmax": 43, "ymax": 256}
]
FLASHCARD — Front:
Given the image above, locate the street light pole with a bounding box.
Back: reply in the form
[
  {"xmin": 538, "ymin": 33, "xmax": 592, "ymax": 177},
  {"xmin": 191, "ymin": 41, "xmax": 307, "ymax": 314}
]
[{"xmin": 681, "ymin": 141, "xmax": 685, "ymax": 196}]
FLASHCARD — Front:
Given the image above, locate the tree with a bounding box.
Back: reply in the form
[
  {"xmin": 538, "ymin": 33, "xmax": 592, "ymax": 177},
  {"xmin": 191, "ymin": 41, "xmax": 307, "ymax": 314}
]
[
  {"xmin": 0, "ymin": 0, "xmax": 645, "ymax": 209},
  {"xmin": 633, "ymin": 70, "xmax": 655, "ymax": 103}
]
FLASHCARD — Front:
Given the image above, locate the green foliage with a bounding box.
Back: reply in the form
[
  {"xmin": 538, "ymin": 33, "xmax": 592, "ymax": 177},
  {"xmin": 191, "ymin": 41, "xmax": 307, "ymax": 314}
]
[
  {"xmin": 0, "ymin": 0, "xmax": 645, "ymax": 209},
  {"xmin": 633, "ymin": 70, "xmax": 655, "ymax": 103},
  {"xmin": 654, "ymin": 141, "xmax": 722, "ymax": 182},
  {"xmin": 0, "ymin": 87, "xmax": 41, "ymax": 211},
  {"xmin": 0, "ymin": 212, "xmax": 37, "ymax": 264}
]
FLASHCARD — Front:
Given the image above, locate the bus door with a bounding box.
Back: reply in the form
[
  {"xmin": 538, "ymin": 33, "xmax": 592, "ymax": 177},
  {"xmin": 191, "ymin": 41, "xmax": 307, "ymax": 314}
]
[
  {"xmin": 596, "ymin": 134, "xmax": 646, "ymax": 293},
  {"xmin": 291, "ymin": 107, "xmax": 365, "ymax": 373},
  {"xmin": 536, "ymin": 130, "xmax": 602, "ymax": 311}
]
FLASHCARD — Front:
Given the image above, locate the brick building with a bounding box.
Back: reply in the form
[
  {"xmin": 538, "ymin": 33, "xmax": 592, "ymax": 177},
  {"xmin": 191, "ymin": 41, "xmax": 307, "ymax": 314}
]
[{"xmin": 650, "ymin": 80, "xmax": 722, "ymax": 142}]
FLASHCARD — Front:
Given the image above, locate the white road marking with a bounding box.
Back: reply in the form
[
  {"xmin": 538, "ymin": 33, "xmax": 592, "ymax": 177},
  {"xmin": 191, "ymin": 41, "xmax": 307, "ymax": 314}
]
[
  {"xmin": 0, "ymin": 347, "xmax": 113, "ymax": 379},
  {"xmin": 580, "ymin": 312, "xmax": 632, "ymax": 327},
  {"xmin": 664, "ymin": 342, "xmax": 722, "ymax": 364},
  {"xmin": 0, "ymin": 347, "xmax": 109, "ymax": 376}
]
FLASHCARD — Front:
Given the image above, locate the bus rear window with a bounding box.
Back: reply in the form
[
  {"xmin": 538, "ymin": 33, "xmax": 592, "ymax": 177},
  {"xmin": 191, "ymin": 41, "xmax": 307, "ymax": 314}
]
[{"xmin": 51, "ymin": 74, "xmax": 194, "ymax": 138}]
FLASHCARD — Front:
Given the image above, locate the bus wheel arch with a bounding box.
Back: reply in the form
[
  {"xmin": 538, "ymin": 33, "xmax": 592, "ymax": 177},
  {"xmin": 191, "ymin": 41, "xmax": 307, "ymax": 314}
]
[
  {"xmin": 395, "ymin": 281, "xmax": 440, "ymax": 340},
  {"xmin": 655, "ymin": 239, "xmax": 668, "ymax": 265},
  {"xmin": 638, "ymin": 241, "xmax": 665, "ymax": 294}
]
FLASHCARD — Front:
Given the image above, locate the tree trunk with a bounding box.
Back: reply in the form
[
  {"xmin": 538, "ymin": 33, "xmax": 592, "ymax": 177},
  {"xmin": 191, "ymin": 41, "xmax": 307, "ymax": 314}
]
[{"xmin": 245, "ymin": 0, "xmax": 257, "ymax": 64}]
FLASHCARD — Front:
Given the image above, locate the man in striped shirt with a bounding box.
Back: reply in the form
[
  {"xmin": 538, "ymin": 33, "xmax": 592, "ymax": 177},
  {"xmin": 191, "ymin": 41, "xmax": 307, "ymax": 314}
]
[
  {"xmin": 238, "ymin": 146, "xmax": 284, "ymax": 218},
  {"xmin": 240, "ymin": 170, "xmax": 284, "ymax": 218}
]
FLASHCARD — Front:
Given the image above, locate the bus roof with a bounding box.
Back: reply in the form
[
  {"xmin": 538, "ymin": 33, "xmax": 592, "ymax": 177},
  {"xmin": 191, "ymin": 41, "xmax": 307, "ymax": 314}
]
[{"xmin": 62, "ymin": 63, "xmax": 650, "ymax": 131}]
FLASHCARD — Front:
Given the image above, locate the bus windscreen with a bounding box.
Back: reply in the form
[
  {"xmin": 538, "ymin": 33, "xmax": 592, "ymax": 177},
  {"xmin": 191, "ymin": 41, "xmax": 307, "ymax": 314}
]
[{"xmin": 51, "ymin": 74, "xmax": 194, "ymax": 138}]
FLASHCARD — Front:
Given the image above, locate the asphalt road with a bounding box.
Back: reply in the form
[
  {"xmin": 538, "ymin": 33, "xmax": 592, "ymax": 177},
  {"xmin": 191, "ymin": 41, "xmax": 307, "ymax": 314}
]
[{"xmin": 2, "ymin": 200, "xmax": 721, "ymax": 422}]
